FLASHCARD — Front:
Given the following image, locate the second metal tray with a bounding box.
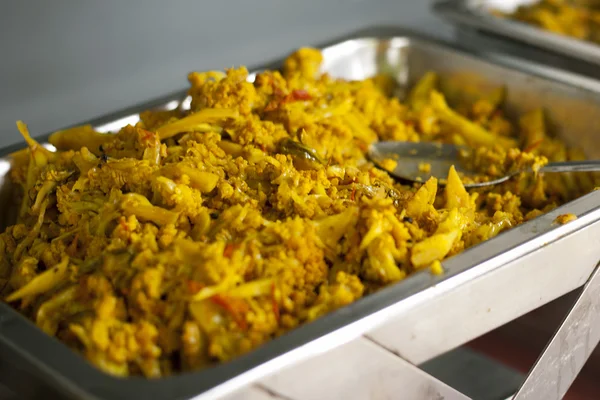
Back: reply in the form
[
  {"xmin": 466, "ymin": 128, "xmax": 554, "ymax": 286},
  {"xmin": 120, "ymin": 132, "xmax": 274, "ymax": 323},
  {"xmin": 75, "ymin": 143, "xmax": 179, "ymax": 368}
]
[
  {"xmin": 3, "ymin": 27, "xmax": 600, "ymax": 400},
  {"xmin": 434, "ymin": 0, "xmax": 600, "ymax": 72}
]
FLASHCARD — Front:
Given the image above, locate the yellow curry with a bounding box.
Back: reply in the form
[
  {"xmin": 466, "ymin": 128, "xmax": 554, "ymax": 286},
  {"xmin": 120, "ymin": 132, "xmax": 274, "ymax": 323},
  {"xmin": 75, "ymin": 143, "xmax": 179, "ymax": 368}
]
[
  {"xmin": 502, "ymin": 0, "xmax": 600, "ymax": 44},
  {"xmin": 0, "ymin": 48, "xmax": 594, "ymax": 378}
]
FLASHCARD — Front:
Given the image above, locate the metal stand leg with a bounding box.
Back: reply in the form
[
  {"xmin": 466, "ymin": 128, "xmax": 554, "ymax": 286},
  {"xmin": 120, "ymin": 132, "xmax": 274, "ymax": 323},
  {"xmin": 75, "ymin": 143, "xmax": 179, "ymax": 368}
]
[{"xmin": 512, "ymin": 263, "xmax": 600, "ymax": 400}]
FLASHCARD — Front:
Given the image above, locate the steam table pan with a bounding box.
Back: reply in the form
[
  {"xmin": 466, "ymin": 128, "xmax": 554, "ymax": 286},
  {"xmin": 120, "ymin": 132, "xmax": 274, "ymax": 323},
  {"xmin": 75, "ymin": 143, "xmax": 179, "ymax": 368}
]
[
  {"xmin": 2, "ymin": 28, "xmax": 600, "ymax": 400},
  {"xmin": 434, "ymin": 0, "xmax": 600, "ymax": 78}
]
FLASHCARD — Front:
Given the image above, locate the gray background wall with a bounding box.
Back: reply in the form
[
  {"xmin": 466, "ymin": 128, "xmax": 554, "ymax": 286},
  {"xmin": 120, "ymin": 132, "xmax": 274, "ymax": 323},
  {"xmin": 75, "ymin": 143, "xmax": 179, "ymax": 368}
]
[{"xmin": 0, "ymin": 0, "xmax": 450, "ymax": 147}]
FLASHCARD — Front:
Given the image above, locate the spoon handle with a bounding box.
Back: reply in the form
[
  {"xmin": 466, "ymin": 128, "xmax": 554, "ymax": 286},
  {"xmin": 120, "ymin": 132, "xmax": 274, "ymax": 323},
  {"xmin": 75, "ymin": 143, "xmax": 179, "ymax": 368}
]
[{"xmin": 541, "ymin": 160, "xmax": 600, "ymax": 173}]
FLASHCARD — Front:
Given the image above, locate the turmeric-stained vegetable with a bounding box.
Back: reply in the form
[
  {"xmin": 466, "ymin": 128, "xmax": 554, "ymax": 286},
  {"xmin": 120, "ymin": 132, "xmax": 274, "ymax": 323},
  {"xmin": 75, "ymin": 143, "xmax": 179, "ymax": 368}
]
[
  {"xmin": 344, "ymin": 113, "xmax": 379, "ymax": 143},
  {"xmin": 225, "ymin": 278, "xmax": 274, "ymax": 298},
  {"xmin": 520, "ymin": 109, "xmax": 546, "ymax": 152},
  {"xmin": 279, "ymin": 138, "xmax": 324, "ymax": 170},
  {"xmin": 5, "ymin": 257, "xmax": 69, "ymax": 302},
  {"xmin": 161, "ymin": 164, "xmax": 219, "ymax": 193},
  {"xmin": 407, "ymin": 71, "xmax": 438, "ymax": 112},
  {"xmin": 49, "ymin": 125, "xmax": 112, "ymax": 155},
  {"xmin": 431, "ymin": 91, "xmax": 517, "ymax": 149},
  {"xmin": 445, "ymin": 166, "xmax": 472, "ymax": 210},
  {"xmin": 313, "ymin": 206, "xmax": 359, "ymax": 253},
  {"xmin": 121, "ymin": 193, "xmax": 180, "ymax": 226},
  {"xmin": 156, "ymin": 108, "xmax": 238, "ymax": 140},
  {"xmin": 283, "ymin": 47, "xmax": 323, "ymax": 79},
  {"xmin": 472, "ymin": 86, "xmax": 506, "ymax": 119},
  {"xmin": 406, "ymin": 177, "xmax": 438, "ymax": 218},
  {"xmin": 411, "ymin": 229, "xmax": 460, "ymax": 268},
  {"xmin": 16, "ymin": 121, "xmax": 57, "ymax": 220}
]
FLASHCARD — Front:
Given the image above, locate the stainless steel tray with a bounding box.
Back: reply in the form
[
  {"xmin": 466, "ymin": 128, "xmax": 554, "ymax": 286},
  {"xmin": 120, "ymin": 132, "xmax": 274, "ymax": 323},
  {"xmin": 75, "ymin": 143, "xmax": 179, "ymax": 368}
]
[
  {"xmin": 3, "ymin": 27, "xmax": 600, "ymax": 400},
  {"xmin": 434, "ymin": 0, "xmax": 600, "ymax": 68}
]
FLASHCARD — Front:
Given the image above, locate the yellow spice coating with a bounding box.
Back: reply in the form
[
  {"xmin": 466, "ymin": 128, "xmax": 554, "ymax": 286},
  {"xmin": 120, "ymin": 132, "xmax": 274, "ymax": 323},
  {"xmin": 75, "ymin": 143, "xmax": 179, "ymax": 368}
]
[
  {"xmin": 419, "ymin": 162, "xmax": 432, "ymax": 173},
  {"xmin": 0, "ymin": 47, "xmax": 596, "ymax": 378},
  {"xmin": 429, "ymin": 260, "xmax": 444, "ymax": 276},
  {"xmin": 554, "ymin": 213, "xmax": 578, "ymax": 224}
]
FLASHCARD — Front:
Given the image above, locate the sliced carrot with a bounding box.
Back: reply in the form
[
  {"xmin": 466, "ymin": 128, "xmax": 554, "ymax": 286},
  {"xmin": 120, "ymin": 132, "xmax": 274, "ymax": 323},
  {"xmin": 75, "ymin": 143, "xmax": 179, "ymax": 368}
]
[
  {"xmin": 289, "ymin": 89, "xmax": 311, "ymax": 101},
  {"xmin": 271, "ymin": 283, "xmax": 280, "ymax": 323},
  {"xmin": 210, "ymin": 294, "xmax": 249, "ymax": 330},
  {"xmin": 223, "ymin": 243, "xmax": 238, "ymax": 258},
  {"xmin": 524, "ymin": 139, "xmax": 544, "ymax": 154},
  {"xmin": 186, "ymin": 280, "xmax": 205, "ymax": 295}
]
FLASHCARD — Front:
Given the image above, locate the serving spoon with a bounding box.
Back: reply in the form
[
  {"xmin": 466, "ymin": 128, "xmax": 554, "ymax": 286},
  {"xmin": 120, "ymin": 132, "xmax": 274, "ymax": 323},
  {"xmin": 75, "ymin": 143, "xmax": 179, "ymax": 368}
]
[{"xmin": 368, "ymin": 141, "xmax": 600, "ymax": 189}]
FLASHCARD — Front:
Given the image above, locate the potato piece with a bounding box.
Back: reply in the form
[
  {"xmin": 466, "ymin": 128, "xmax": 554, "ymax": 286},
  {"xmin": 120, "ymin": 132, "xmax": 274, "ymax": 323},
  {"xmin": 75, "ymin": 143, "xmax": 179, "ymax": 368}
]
[
  {"xmin": 406, "ymin": 177, "xmax": 437, "ymax": 218},
  {"xmin": 445, "ymin": 166, "xmax": 471, "ymax": 210},
  {"xmin": 180, "ymin": 168, "xmax": 220, "ymax": 193},
  {"xmin": 411, "ymin": 229, "xmax": 460, "ymax": 268}
]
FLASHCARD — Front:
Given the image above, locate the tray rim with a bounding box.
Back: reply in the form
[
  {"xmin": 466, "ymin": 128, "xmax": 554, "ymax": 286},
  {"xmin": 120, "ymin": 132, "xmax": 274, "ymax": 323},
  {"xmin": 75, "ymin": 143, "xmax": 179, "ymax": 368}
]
[
  {"xmin": 434, "ymin": 0, "xmax": 600, "ymax": 65},
  {"xmin": 3, "ymin": 25, "xmax": 600, "ymax": 400}
]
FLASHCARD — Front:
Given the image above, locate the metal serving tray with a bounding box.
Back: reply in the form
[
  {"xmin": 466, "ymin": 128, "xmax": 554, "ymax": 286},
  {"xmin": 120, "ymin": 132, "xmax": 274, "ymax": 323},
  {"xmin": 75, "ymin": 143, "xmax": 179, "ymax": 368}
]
[
  {"xmin": 3, "ymin": 27, "xmax": 600, "ymax": 400},
  {"xmin": 434, "ymin": 0, "xmax": 600, "ymax": 72}
]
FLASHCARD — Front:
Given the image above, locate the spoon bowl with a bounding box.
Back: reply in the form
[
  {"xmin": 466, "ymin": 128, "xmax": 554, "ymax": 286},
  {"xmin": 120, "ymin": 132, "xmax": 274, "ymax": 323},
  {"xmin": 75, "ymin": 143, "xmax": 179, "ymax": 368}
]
[{"xmin": 368, "ymin": 141, "xmax": 600, "ymax": 189}]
